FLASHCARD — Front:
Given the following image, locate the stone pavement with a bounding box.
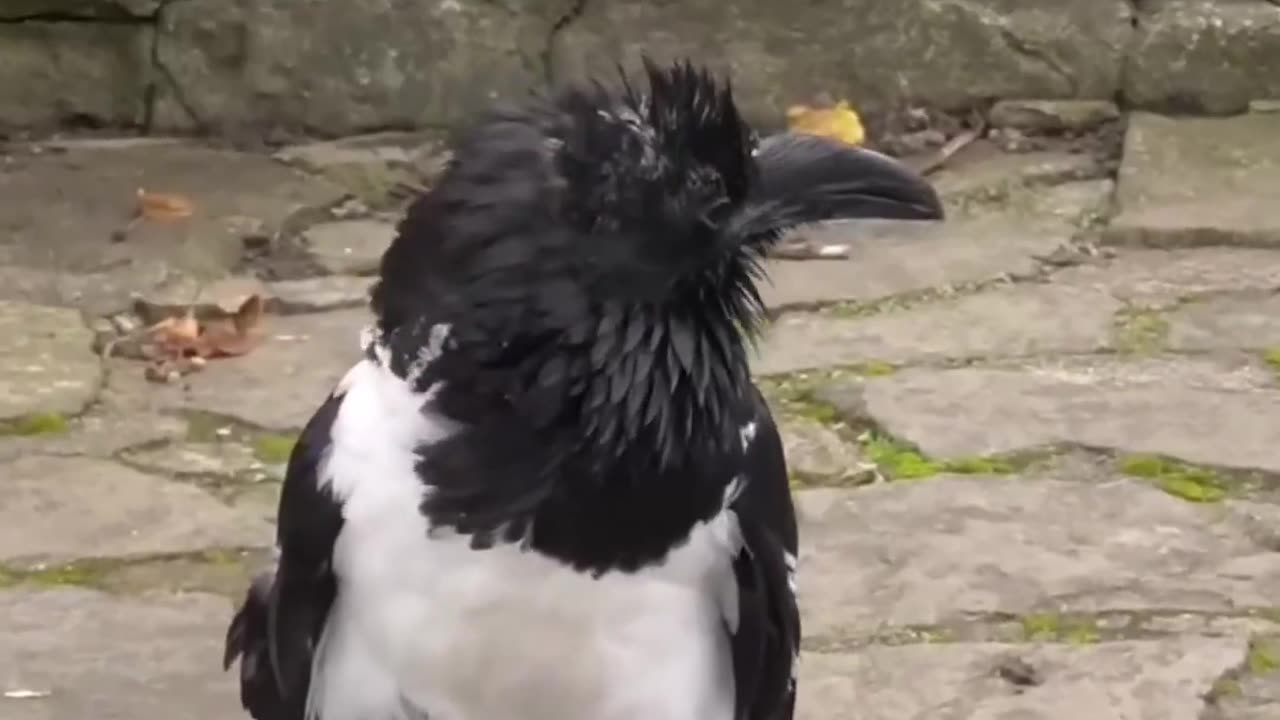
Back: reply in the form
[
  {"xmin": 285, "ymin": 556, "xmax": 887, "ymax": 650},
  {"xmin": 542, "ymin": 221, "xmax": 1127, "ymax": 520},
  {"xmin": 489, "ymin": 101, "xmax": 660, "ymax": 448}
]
[{"xmin": 3, "ymin": 109, "xmax": 1280, "ymax": 719}]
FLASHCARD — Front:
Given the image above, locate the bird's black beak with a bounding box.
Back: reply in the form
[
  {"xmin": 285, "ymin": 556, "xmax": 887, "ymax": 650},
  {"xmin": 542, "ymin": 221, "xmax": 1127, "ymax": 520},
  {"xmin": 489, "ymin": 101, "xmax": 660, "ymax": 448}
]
[
  {"xmin": 819, "ymin": 144, "xmax": 945, "ymax": 221},
  {"xmin": 749, "ymin": 133, "xmax": 945, "ymax": 226}
]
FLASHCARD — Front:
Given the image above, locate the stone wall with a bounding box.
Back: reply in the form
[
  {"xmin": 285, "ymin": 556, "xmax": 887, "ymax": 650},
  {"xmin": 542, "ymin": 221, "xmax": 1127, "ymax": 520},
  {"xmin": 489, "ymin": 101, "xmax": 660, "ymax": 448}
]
[{"xmin": 1, "ymin": 0, "xmax": 1278, "ymax": 138}]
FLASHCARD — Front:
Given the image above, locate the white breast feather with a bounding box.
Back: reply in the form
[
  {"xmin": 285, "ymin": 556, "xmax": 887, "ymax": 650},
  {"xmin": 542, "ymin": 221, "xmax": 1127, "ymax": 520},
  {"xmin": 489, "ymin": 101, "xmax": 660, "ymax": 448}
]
[{"xmin": 306, "ymin": 354, "xmax": 743, "ymax": 720}]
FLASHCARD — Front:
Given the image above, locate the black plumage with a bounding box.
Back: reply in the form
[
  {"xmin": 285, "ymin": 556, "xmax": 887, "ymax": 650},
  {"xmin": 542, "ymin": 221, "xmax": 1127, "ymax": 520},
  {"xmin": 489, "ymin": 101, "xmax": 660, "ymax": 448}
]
[{"xmin": 223, "ymin": 58, "xmax": 942, "ymax": 720}]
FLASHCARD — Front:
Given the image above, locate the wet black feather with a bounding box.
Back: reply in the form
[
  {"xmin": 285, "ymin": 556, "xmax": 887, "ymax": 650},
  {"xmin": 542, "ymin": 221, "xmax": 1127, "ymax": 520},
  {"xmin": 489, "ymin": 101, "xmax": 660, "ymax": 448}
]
[
  {"xmin": 369, "ymin": 59, "xmax": 772, "ymax": 573},
  {"xmin": 223, "ymin": 391, "xmax": 345, "ymax": 720}
]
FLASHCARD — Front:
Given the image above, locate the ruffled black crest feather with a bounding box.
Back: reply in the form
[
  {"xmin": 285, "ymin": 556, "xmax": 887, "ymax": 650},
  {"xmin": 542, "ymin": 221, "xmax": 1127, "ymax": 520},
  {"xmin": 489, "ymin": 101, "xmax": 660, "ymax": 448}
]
[{"xmin": 367, "ymin": 57, "xmax": 939, "ymax": 572}]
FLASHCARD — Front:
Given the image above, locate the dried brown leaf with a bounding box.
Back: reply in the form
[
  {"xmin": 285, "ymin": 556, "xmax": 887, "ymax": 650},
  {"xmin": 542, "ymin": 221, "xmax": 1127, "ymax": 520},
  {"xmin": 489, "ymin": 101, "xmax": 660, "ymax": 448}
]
[
  {"xmin": 143, "ymin": 310, "xmax": 200, "ymax": 358},
  {"xmin": 196, "ymin": 294, "xmax": 266, "ymax": 358},
  {"xmin": 231, "ymin": 293, "xmax": 264, "ymax": 335},
  {"xmin": 136, "ymin": 188, "xmax": 195, "ymax": 221}
]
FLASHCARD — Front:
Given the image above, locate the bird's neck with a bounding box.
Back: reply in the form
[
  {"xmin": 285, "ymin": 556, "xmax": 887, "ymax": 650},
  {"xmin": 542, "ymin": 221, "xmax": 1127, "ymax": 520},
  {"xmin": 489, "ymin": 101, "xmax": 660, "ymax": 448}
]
[{"xmin": 374, "ymin": 314, "xmax": 751, "ymax": 574}]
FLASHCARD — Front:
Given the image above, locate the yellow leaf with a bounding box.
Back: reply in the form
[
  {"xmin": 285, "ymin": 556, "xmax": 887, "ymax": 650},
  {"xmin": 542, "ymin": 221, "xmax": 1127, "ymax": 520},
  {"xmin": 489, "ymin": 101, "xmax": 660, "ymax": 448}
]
[{"xmin": 786, "ymin": 99, "xmax": 866, "ymax": 147}]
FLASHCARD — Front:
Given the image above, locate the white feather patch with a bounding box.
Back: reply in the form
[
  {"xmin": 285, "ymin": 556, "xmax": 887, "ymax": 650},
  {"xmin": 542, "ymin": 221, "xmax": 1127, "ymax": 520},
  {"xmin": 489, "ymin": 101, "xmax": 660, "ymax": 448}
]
[{"xmin": 307, "ymin": 357, "xmax": 743, "ymax": 720}]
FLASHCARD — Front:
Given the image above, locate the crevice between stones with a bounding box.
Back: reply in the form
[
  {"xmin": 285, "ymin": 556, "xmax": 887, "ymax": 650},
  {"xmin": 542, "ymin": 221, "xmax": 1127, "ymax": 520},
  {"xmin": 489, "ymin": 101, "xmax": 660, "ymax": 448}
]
[
  {"xmin": 773, "ymin": 365, "xmax": 1280, "ymax": 495},
  {"xmin": 542, "ymin": 0, "xmax": 590, "ymax": 86},
  {"xmin": 1115, "ymin": 0, "xmax": 1146, "ymax": 112},
  {"xmin": 1197, "ymin": 634, "xmax": 1275, "ymax": 720},
  {"xmin": 939, "ymin": 0, "xmax": 1081, "ymax": 96},
  {"xmin": 0, "ymin": 546, "xmax": 269, "ymax": 590},
  {"xmin": 141, "ymin": 0, "xmax": 205, "ymax": 134},
  {"xmin": 0, "ymin": 8, "xmax": 164, "ymax": 133},
  {"xmin": 995, "ymin": 26, "xmax": 1079, "ymax": 97},
  {"xmin": 803, "ymin": 608, "xmax": 1280, "ymax": 654},
  {"xmin": 0, "ymin": 11, "xmax": 153, "ymax": 25}
]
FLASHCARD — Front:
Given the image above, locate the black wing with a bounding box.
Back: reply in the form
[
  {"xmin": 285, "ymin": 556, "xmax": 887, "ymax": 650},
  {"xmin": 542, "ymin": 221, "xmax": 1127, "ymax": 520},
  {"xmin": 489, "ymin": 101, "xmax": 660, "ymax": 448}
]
[
  {"xmin": 728, "ymin": 384, "xmax": 801, "ymax": 720},
  {"xmin": 224, "ymin": 391, "xmax": 346, "ymax": 720}
]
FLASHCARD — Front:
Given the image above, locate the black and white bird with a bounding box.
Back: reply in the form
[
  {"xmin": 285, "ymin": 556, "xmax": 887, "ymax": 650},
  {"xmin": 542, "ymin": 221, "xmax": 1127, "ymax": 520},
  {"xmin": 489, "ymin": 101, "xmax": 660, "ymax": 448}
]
[{"xmin": 223, "ymin": 59, "xmax": 942, "ymax": 720}]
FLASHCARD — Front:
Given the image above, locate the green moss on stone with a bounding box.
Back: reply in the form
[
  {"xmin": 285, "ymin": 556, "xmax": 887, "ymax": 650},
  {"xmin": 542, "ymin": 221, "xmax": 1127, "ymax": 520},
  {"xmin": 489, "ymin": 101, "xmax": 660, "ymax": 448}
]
[
  {"xmin": 1247, "ymin": 638, "xmax": 1280, "ymax": 675},
  {"xmin": 0, "ymin": 550, "xmax": 267, "ymax": 598},
  {"xmin": 862, "ymin": 435, "xmax": 939, "ymax": 480},
  {"xmin": 1159, "ymin": 475, "xmax": 1227, "ymax": 503},
  {"xmin": 918, "ymin": 627, "xmax": 955, "ymax": 644},
  {"xmin": 762, "ymin": 376, "xmax": 845, "ymax": 427},
  {"xmin": 185, "ymin": 411, "xmax": 242, "ymax": 443},
  {"xmin": 1209, "ymin": 677, "xmax": 1243, "ymax": 699},
  {"xmin": 1118, "ymin": 454, "xmax": 1228, "ymax": 503},
  {"xmin": 860, "ymin": 433, "xmax": 1021, "ymax": 481},
  {"xmin": 0, "ymin": 411, "xmax": 70, "ymax": 436},
  {"xmin": 1263, "ymin": 347, "xmax": 1280, "ymax": 380},
  {"xmin": 790, "ymin": 395, "xmax": 840, "ymax": 425},
  {"xmin": 0, "ymin": 561, "xmax": 113, "ymax": 589},
  {"xmin": 852, "ymin": 360, "xmax": 897, "ymax": 377},
  {"xmin": 826, "ymin": 301, "xmax": 881, "ymax": 319},
  {"xmin": 941, "ymin": 456, "xmax": 1017, "ymax": 475},
  {"xmin": 1020, "ymin": 612, "xmax": 1100, "ymax": 644},
  {"xmin": 1113, "ymin": 308, "xmax": 1170, "ymax": 355},
  {"xmin": 31, "ymin": 563, "xmax": 104, "ymax": 587},
  {"xmin": 1257, "ymin": 608, "xmax": 1280, "ymax": 625},
  {"xmin": 252, "ymin": 433, "xmax": 298, "ymax": 464}
]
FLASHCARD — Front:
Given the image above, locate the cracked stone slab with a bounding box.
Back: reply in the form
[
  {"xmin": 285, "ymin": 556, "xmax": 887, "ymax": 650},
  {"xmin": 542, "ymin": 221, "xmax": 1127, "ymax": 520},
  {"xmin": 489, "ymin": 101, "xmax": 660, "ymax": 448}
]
[
  {"xmin": 0, "ymin": 406, "xmax": 186, "ymax": 464},
  {"xmin": 930, "ymin": 150, "xmax": 1108, "ymax": 204},
  {"xmin": 267, "ymin": 275, "xmax": 372, "ymax": 314},
  {"xmin": 0, "ymin": 258, "xmax": 181, "ymax": 317},
  {"xmin": 776, "ymin": 415, "xmax": 869, "ymax": 482},
  {"xmin": 0, "ymin": 22, "xmax": 150, "ymax": 129},
  {"xmin": 551, "ymin": 0, "xmax": 1133, "ymax": 123},
  {"xmin": 1217, "ymin": 636, "xmax": 1280, "ymax": 720},
  {"xmin": 0, "ymin": 455, "xmax": 270, "ymax": 565},
  {"xmin": 1167, "ymin": 293, "xmax": 1280, "ymax": 352},
  {"xmin": 796, "ymin": 637, "xmax": 1245, "ymax": 720},
  {"xmin": 123, "ymin": 441, "xmax": 284, "ymax": 483},
  {"xmin": 0, "ymin": 588, "xmax": 242, "ymax": 720},
  {"xmin": 0, "ymin": 140, "xmax": 347, "ymax": 315},
  {"xmin": 830, "ymin": 356, "xmax": 1280, "ymax": 473},
  {"xmin": 273, "ymin": 131, "xmax": 450, "ymax": 207},
  {"xmin": 113, "ymin": 308, "xmax": 366, "ymax": 430},
  {"xmin": 302, "ymin": 219, "xmax": 396, "ymax": 276},
  {"xmin": 1105, "ymin": 113, "xmax": 1280, "ymax": 248},
  {"xmin": 754, "ymin": 282, "xmax": 1120, "ymax": 375},
  {"xmin": 1125, "ymin": 0, "xmax": 1280, "ymax": 115},
  {"xmin": 0, "ymin": 301, "xmax": 100, "ymax": 422},
  {"xmin": 794, "ymin": 478, "xmax": 1280, "ymax": 639},
  {"xmin": 1050, "ymin": 247, "xmax": 1280, "ymax": 307},
  {"xmin": 760, "ymin": 178, "xmax": 1111, "ymax": 310},
  {"xmin": 153, "ymin": 0, "xmax": 579, "ymax": 135}
]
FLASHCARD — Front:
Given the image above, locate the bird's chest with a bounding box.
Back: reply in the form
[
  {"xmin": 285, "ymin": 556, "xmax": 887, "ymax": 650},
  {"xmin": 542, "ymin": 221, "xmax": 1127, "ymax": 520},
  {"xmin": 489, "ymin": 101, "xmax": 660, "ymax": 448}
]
[{"xmin": 315, "ymin": 471, "xmax": 740, "ymax": 720}]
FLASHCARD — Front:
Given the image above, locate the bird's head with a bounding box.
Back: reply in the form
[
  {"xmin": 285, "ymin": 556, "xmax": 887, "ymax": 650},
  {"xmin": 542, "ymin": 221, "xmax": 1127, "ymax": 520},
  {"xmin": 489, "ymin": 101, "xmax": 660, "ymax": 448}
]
[{"xmin": 371, "ymin": 59, "xmax": 942, "ymax": 466}]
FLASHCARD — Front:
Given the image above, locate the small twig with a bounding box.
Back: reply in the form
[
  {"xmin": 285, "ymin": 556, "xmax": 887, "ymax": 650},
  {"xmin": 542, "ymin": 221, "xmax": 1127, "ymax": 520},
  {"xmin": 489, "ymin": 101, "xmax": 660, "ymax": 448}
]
[{"xmin": 914, "ymin": 110, "xmax": 987, "ymax": 176}]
